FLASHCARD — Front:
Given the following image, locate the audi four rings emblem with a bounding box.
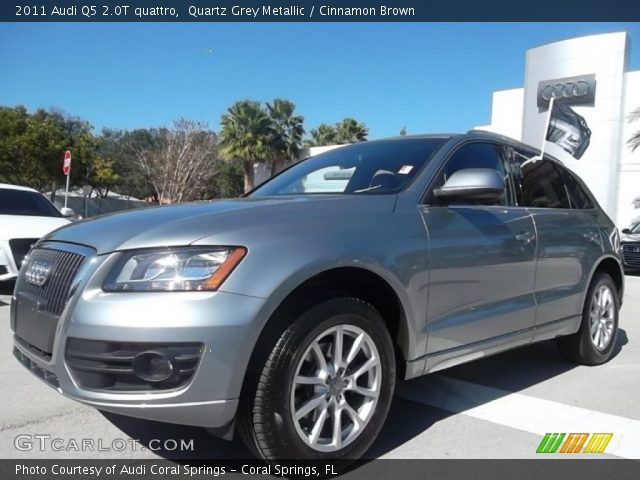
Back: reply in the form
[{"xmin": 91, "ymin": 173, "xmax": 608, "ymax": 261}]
[
  {"xmin": 541, "ymin": 81, "xmax": 590, "ymax": 100},
  {"xmin": 537, "ymin": 74, "xmax": 596, "ymax": 108},
  {"xmin": 24, "ymin": 260, "xmax": 53, "ymax": 287}
]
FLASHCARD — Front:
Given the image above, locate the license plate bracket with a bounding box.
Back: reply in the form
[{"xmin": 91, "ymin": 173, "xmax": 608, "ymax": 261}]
[{"xmin": 14, "ymin": 292, "xmax": 59, "ymax": 355}]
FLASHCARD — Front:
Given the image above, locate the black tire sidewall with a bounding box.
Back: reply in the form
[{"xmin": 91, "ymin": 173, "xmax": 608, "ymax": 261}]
[{"xmin": 259, "ymin": 297, "xmax": 395, "ymax": 460}]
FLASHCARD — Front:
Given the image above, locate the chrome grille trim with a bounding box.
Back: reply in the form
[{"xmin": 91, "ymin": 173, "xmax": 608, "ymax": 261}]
[{"xmin": 16, "ymin": 247, "xmax": 86, "ymax": 316}]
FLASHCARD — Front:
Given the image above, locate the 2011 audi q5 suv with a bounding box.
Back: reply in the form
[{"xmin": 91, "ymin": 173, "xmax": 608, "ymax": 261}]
[{"xmin": 11, "ymin": 131, "xmax": 624, "ymax": 460}]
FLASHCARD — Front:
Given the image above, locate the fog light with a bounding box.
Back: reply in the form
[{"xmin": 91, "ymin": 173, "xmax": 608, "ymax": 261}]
[{"xmin": 132, "ymin": 351, "xmax": 174, "ymax": 382}]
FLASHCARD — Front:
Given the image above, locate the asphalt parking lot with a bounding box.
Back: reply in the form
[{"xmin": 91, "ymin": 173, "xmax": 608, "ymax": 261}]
[{"xmin": 1, "ymin": 276, "xmax": 638, "ymax": 460}]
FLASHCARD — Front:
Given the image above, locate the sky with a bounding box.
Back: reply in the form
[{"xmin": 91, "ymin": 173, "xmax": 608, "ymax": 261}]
[{"xmin": 1, "ymin": 22, "xmax": 639, "ymax": 139}]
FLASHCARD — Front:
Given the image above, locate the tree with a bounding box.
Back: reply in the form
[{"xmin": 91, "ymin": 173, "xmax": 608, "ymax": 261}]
[
  {"xmin": 266, "ymin": 99, "xmax": 305, "ymax": 175},
  {"xmin": 306, "ymin": 123, "xmax": 337, "ymax": 147},
  {"xmin": 207, "ymin": 159, "xmax": 244, "ymax": 199},
  {"xmin": 97, "ymin": 128, "xmax": 156, "ymax": 200},
  {"xmin": 628, "ymin": 107, "xmax": 640, "ymax": 152},
  {"xmin": 399, "ymin": 127, "xmax": 407, "ymax": 136},
  {"xmin": 130, "ymin": 119, "xmax": 219, "ymax": 204},
  {"xmin": 335, "ymin": 118, "xmax": 369, "ymax": 144},
  {"xmin": 305, "ymin": 118, "xmax": 369, "ymax": 147},
  {"xmin": 220, "ymin": 100, "xmax": 274, "ymax": 192},
  {"xmin": 89, "ymin": 157, "xmax": 120, "ymax": 198},
  {"xmin": 0, "ymin": 106, "xmax": 96, "ymax": 191}
]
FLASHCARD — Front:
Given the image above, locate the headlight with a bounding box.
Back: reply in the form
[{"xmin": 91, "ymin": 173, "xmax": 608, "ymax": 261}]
[{"xmin": 103, "ymin": 247, "xmax": 246, "ymax": 292}]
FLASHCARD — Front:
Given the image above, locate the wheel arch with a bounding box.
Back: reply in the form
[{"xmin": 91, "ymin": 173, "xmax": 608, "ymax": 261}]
[
  {"xmin": 583, "ymin": 255, "xmax": 625, "ymax": 309},
  {"xmin": 239, "ymin": 265, "xmax": 414, "ymax": 401},
  {"xmin": 592, "ymin": 256, "xmax": 624, "ymax": 303}
]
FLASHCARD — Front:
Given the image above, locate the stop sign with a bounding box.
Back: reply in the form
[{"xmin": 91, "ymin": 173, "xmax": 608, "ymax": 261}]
[{"xmin": 63, "ymin": 150, "xmax": 72, "ymax": 175}]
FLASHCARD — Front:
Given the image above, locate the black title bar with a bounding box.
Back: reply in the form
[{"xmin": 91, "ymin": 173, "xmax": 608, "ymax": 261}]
[
  {"xmin": 2, "ymin": 459, "xmax": 640, "ymax": 480},
  {"xmin": 2, "ymin": 0, "xmax": 640, "ymax": 22}
]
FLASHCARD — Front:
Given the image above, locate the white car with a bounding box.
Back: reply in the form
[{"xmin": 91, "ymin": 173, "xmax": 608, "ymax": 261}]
[{"xmin": 0, "ymin": 183, "xmax": 72, "ymax": 283}]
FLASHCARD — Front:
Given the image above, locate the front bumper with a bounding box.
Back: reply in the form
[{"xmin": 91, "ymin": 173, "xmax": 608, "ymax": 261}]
[
  {"xmin": 13, "ymin": 346, "xmax": 239, "ymax": 427},
  {"xmin": 11, "ymin": 242, "xmax": 268, "ymax": 429}
]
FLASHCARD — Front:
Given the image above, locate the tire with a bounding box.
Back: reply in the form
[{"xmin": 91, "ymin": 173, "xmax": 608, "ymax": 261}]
[
  {"xmin": 238, "ymin": 297, "xmax": 396, "ymax": 460},
  {"xmin": 557, "ymin": 272, "xmax": 619, "ymax": 365}
]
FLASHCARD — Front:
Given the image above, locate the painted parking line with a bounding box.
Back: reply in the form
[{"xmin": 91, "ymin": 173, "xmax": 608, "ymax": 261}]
[{"xmin": 397, "ymin": 374, "xmax": 640, "ymax": 459}]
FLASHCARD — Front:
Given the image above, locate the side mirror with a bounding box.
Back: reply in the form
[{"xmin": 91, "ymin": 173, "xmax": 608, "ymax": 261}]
[
  {"xmin": 60, "ymin": 207, "xmax": 76, "ymax": 218},
  {"xmin": 621, "ymin": 228, "xmax": 631, "ymax": 234},
  {"xmin": 434, "ymin": 168, "xmax": 505, "ymax": 203}
]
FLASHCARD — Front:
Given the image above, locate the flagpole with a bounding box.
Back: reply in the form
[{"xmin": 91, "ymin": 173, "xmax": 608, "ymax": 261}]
[{"xmin": 539, "ymin": 96, "xmax": 555, "ymax": 161}]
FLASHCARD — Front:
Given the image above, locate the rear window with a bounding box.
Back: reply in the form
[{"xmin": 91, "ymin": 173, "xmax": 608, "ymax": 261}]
[{"xmin": 0, "ymin": 188, "xmax": 62, "ymax": 217}]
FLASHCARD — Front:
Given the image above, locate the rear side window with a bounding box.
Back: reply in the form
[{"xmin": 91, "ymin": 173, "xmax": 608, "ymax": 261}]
[
  {"xmin": 512, "ymin": 153, "xmax": 571, "ymax": 209},
  {"xmin": 558, "ymin": 167, "xmax": 595, "ymax": 209}
]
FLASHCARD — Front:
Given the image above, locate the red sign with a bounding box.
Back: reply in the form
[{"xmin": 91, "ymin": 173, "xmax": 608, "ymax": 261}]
[{"xmin": 63, "ymin": 150, "xmax": 72, "ymax": 175}]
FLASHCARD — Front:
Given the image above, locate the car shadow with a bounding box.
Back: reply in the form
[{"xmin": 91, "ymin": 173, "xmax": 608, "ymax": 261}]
[
  {"xmin": 100, "ymin": 410, "xmax": 252, "ymax": 459},
  {"xmin": 368, "ymin": 330, "xmax": 628, "ymax": 458},
  {"xmin": 101, "ymin": 330, "xmax": 629, "ymax": 461}
]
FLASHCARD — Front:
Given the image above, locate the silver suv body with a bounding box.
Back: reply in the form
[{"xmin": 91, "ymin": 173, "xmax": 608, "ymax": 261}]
[{"xmin": 11, "ymin": 131, "xmax": 624, "ymax": 460}]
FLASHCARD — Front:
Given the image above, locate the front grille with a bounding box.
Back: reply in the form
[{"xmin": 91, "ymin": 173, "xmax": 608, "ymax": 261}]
[
  {"xmin": 66, "ymin": 338, "xmax": 203, "ymax": 392},
  {"xmin": 16, "ymin": 248, "xmax": 85, "ymax": 316},
  {"xmin": 9, "ymin": 238, "xmax": 38, "ymax": 269},
  {"xmin": 622, "ymin": 243, "xmax": 640, "ymax": 268}
]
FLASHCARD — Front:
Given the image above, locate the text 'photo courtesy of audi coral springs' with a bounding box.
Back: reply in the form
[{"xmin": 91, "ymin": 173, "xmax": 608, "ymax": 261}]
[{"xmin": 11, "ymin": 131, "xmax": 624, "ymax": 460}]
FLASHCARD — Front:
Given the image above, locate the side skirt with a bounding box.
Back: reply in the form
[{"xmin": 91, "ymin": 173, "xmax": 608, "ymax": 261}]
[{"xmin": 404, "ymin": 315, "xmax": 582, "ymax": 380}]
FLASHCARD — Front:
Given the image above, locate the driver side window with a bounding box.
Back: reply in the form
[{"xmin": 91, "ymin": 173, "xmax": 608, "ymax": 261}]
[{"xmin": 431, "ymin": 142, "xmax": 513, "ymax": 206}]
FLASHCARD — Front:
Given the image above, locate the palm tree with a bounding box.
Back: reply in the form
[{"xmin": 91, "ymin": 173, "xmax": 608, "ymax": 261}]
[
  {"xmin": 219, "ymin": 100, "xmax": 273, "ymax": 193},
  {"xmin": 266, "ymin": 99, "xmax": 305, "ymax": 175},
  {"xmin": 335, "ymin": 118, "xmax": 368, "ymax": 144},
  {"xmin": 306, "ymin": 123, "xmax": 338, "ymax": 147},
  {"xmin": 628, "ymin": 107, "xmax": 640, "ymax": 152}
]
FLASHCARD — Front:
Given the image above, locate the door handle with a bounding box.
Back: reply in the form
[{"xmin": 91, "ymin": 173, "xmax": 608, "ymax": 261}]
[{"xmin": 515, "ymin": 231, "xmax": 535, "ymax": 244}]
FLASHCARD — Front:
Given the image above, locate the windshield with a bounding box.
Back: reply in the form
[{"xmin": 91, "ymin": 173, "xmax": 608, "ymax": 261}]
[
  {"xmin": 0, "ymin": 188, "xmax": 62, "ymax": 217},
  {"xmin": 251, "ymin": 138, "xmax": 447, "ymax": 196}
]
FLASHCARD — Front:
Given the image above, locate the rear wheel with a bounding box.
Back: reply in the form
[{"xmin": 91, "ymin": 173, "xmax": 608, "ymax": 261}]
[
  {"xmin": 557, "ymin": 272, "xmax": 619, "ymax": 365},
  {"xmin": 238, "ymin": 297, "xmax": 396, "ymax": 460}
]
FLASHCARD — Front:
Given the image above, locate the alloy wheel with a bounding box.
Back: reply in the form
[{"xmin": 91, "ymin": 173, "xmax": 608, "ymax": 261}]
[
  {"xmin": 290, "ymin": 324, "xmax": 381, "ymax": 452},
  {"xmin": 589, "ymin": 284, "xmax": 615, "ymax": 350}
]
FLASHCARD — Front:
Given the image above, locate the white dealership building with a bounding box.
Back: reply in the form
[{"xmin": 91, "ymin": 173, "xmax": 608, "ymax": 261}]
[{"xmin": 477, "ymin": 31, "xmax": 640, "ymax": 228}]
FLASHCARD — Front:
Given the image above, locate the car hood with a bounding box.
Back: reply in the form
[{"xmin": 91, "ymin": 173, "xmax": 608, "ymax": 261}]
[
  {"xmin": 0, "ymin": 215, "xmax": 70, "ymax": 240},
  {"xmin": 44, "ymin": 195, "xmax": 397, "ymax": 255}
]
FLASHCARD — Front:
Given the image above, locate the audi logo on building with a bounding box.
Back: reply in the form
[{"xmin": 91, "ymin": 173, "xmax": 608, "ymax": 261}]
[
  {"xmin": 537, "ymin": 74, "xmax": 596, "ymax": 108},
  {"xmin": 542, "ymin": 81, "xmax": 590, "ymax": 100}
]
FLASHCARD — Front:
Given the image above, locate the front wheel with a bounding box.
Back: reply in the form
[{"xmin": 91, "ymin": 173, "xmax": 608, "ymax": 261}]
[
  {"xmin": 238, "ymin": 297, "xmax": 396, "ymax": 460},
  {"xmin": 557, "ymin": 272, "xmax": 619, "ymax": 365}
]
